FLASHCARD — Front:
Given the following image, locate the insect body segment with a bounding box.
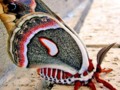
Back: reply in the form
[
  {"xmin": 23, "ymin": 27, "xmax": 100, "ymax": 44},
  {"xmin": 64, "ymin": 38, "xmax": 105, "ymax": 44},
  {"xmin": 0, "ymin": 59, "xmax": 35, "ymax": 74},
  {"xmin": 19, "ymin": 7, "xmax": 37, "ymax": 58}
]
[
  {"xmin": 37, "ymin": 68, "xmax": 73, "ymax": 84},
  {"xmin": 37, "ymin": 59, "xmax": 96, "ymax": 85}
]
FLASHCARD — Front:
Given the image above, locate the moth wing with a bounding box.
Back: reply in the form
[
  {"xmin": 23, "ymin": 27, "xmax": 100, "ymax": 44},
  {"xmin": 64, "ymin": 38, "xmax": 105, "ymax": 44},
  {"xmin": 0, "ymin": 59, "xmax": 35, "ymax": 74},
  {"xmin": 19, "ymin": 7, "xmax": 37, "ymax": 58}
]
[{"xmin": 10, "ymin": 13, "xmax": 89, "ymax": 74}]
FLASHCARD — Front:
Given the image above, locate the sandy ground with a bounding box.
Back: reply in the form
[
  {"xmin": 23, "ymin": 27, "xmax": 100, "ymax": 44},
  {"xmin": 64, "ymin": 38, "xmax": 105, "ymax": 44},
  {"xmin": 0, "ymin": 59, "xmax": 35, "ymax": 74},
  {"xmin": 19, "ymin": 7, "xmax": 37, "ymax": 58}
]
[
  {"xmin": 0, "ymin": 0, "xmax": 120, "ymax": 90},
  {"xmin": 80, "ymin": 0, "xmax": 120, "ymax": 45}
]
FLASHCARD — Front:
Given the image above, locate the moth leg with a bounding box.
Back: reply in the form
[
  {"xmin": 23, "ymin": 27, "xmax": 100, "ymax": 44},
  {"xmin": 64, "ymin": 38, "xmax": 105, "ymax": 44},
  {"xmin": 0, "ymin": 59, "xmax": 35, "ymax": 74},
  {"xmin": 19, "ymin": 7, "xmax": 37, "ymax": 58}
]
[
  {"xmin": 101, "ymin": 68, "xmax": 113, "ymax": 74},
  {"xmin": 95, "ymin": 73, "xmax": 116, "ymax": 90},
  {"xmin": 74, "ymin": 81, "xmax": 82, "ymax": 90},
  {"xmin": 87, "ymin": 81, "xmax": 96, "ymax": 90},
  {"xmin": 97, "ymin": 65, "xmax": 113, "ymax": 74}
]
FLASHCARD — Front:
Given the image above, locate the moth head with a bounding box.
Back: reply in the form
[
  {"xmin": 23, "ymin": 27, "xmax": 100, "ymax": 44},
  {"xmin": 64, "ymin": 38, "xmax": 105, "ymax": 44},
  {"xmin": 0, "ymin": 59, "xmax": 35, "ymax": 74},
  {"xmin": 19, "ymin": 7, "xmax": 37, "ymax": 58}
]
[
  {"xmin": 0, "ymin": 0, "xmax": 54, "ymax": 35},
  {"xmin": 0, "ymin": 0, "xmax": 37, "ymax": 34},
  {"xmin": 2, "ymin": 0, "xmax": 37, "ymax": 18}
]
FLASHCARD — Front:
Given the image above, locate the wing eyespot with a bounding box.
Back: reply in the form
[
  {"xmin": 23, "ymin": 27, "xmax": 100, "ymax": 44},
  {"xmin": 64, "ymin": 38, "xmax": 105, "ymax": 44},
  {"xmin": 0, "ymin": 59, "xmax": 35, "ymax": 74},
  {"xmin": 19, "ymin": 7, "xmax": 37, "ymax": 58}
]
[{"xmin": 39, "ymin": 37, "xmax": 59, "ymax": 57}]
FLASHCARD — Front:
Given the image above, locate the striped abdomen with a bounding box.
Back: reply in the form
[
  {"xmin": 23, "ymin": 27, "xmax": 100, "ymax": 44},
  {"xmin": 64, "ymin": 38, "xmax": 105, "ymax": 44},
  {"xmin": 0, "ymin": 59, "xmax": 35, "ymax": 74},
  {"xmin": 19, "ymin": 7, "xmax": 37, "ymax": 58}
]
[
  {"xmin": 37, "ymin": 68, "xmax": 75, "ymax": 84},
  {"xmin": 37, "ymin": 60, "xmax": 95, "ymax": 85}
]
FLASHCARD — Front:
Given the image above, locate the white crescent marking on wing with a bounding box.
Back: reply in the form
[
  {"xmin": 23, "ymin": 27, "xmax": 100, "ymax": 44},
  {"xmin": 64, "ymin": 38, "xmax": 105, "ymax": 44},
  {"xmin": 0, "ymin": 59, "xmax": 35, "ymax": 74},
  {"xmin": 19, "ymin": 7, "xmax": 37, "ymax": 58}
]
[{"xmin": 39, "ymin": 37, "xmax": 58, "ymax": 56}]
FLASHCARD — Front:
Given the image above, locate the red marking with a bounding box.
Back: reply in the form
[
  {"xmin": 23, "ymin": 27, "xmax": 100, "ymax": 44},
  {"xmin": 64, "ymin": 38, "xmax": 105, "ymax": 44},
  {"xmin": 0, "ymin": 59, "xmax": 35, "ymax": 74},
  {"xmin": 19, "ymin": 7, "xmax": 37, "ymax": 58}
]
[
  {"xmin": 74, "ymin": 81, "xmax": 82, "ymax": 90},
  {"xmin": 62, "ymin": 71, "xmax": 72, "ymax": 79},
  {"xmin": 57, "ymin": 70, "xmax": 61, "ymax": 79},
  {"xmin": 51, "ymin": 69, "xmax": 72, "ymax": 79},
  {"xmin": 74, "ymin": 73, "xmax": 80, "ymax": 78},
  {"xmin": 62, "ymin": 72, "xmax": 66, "ymax": 79},
  {"xmin": 48, "ymin": 68, "xmax": 51, "ymax": 77},
  {"xmin": 65, "ymin": 72, "xmax": 72, "ymax": 78},
  {"xmin": 88, "ymin": 81, "xmax": 96, "ymax": 90},
  {"xmin": 83, "ymin": 71, "xmax": 88, "ymax": 76},
  {"xmin": 18, "ymin": 19, "xmax": 57, "ymax": 67},
  {"xmin": 88, "ymin": 59, "xmax": 94, "ymax": 72},
  {"xmin": 95, "ymin": 72, "xmax": 116, "ymax": 90},
  {"xmin": 52, "ymin": 69, "xmax": 56, "ymax": 78},
  {"xmin": 37, "ymin": 68, "xmax": 41, "ymax": 75},
  {"xmin": 44, "ymin": 68, "xmax": 47, "ymax": 76}
]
